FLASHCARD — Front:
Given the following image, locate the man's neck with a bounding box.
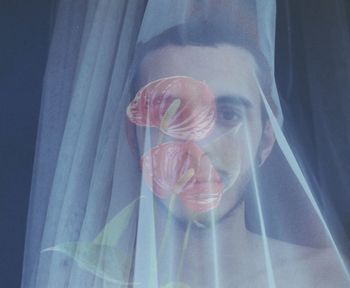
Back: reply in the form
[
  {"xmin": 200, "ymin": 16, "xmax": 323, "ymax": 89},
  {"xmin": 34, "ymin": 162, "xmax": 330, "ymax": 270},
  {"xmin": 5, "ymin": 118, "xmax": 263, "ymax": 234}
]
[{"xmin": 155, "ymin": 201, "xmax": 265, "ymax": 286}]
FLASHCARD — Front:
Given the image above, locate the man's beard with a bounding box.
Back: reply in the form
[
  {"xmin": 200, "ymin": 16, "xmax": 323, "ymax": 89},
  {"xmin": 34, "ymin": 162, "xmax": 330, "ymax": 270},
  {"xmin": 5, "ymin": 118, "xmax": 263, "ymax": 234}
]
[{"xmin": 154, "ymin": 166, "xmax": 254, "ymax": 229}]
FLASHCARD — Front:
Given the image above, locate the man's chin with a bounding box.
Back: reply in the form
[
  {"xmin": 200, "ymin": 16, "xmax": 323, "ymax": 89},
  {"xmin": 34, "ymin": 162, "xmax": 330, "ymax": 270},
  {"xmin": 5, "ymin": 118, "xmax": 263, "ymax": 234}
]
[{"xmin": 156, "ymin": 196, "xmax": 233, "ymax": 229}]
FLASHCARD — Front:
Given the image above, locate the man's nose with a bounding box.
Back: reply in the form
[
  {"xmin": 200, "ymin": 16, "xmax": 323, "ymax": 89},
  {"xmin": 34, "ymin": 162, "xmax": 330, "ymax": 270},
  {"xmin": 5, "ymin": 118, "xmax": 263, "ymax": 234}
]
[{"xmin": 193, "ymin": 131, "xmax": 222, "ymax": 162}]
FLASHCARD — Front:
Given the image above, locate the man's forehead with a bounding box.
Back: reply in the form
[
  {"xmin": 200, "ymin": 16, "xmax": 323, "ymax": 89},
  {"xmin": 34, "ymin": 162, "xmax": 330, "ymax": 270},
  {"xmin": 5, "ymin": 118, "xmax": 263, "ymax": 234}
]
[{"xmin": 138, "ymin": 44, "xmax": 261, "ymax": 107}]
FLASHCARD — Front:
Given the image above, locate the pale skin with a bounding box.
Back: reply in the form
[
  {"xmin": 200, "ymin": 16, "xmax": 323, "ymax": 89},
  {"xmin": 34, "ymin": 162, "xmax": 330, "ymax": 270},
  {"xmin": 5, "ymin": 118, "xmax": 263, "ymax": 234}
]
[{"xmin": 136, "ymin": 44, "xmax": 350, "ymax": 287}]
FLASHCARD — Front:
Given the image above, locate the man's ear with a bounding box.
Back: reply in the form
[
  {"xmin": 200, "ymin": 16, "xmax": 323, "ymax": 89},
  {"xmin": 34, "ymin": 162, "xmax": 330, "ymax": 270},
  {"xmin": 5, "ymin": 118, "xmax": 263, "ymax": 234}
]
[{"xmin": 258, "ymin": 120, "xmax": 275, "ymax": 166}]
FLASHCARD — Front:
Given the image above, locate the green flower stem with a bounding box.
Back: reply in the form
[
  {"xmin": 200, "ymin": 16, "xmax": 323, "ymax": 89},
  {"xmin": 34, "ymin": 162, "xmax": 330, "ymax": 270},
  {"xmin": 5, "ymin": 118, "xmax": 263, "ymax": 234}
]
[
  {"xmin": 157, "ymin": 131, "xmax": 164, "ymax": 145},
  {"xmin": 159, "ymin": 168, "xmax": 195, "ymax": 258},
  {"xmin": 159, "ymin": 194, "xmax": 177, "ymax": 257},
  {"xmin": 176, "ymin": 220, "xmax": 193, "ymax": 281}
]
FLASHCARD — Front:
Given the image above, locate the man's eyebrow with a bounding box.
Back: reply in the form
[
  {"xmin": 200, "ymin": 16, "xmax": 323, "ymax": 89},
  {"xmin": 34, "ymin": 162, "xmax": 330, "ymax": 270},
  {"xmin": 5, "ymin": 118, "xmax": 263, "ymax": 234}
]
[{"xmin": 215, "ymin": 95, "xmax": 253, "ymax": 109}]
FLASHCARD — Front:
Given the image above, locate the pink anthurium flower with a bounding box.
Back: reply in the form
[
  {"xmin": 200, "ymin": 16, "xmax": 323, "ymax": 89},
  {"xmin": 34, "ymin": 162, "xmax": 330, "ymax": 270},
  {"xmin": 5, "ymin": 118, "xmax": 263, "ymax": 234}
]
[
  {"xmin": 141, "ymin": 142, "xmax": 223, "ymax": 212},
  {"xmin": 126, "ymin": 76, "xmax": 216, "ymax": 141}
]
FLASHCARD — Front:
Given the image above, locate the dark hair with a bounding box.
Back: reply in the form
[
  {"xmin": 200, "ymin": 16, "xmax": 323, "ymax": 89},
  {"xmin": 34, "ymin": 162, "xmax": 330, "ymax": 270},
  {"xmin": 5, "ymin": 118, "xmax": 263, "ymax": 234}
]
[{"xmin": 130, "ymin": 18, "xmax": 275, "ymax": 123}]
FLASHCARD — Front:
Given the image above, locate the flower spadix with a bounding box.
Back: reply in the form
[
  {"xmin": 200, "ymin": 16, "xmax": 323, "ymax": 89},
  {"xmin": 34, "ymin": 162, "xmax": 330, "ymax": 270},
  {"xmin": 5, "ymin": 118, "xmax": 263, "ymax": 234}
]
[
  {"xmin": 127, "ymin": 76, "xmax": 216, "ymax": 141},
  {"xmin": 141, "ymin": 142, "xmax": 223, "ymax": 212}
]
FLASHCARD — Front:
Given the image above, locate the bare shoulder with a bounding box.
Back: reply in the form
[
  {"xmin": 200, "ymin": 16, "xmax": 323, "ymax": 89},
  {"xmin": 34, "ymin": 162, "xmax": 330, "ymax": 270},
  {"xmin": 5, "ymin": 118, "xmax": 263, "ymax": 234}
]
[
  {"xmin": 262, "ymin": 237, "xmax": 350, "ymax": 287},
  {"xmin": 247, "ymin": 234, "xmax": 350, "ymax": 287},
  {"xmin": 277, "ymin": 246, "xmax": 350, "ymax": 288},
  {"xmin": 305, "ymin": 247, "xmax": 350, "ymax": 288}
]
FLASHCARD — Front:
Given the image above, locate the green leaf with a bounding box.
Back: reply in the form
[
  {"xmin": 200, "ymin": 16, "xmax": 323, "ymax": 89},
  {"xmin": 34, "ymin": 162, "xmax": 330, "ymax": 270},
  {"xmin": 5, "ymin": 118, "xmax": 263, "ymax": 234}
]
[
  {"xmin": 94, "ymin": 197, "xmax": 141, "ymax": 246},
  {"xmin": 40, "ymin": 198, "xmax": 142, "ymax": 285},
  {"xmin": 42, "ymin": 242, "xmax": 137, "ymax": 285}
]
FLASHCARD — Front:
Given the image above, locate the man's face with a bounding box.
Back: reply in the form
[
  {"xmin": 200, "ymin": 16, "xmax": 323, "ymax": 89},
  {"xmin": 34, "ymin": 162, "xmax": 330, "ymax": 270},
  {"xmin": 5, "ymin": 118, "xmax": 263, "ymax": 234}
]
[{"xmin": 136, "ymin": 44, "xmax": 272, "ymax": 225}]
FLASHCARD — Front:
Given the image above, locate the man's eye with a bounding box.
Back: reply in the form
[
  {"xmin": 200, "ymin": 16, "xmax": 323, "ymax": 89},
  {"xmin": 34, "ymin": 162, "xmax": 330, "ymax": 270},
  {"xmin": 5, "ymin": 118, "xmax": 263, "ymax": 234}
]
[{"xmin": 216, "ymin": 105, "xmax": 242, "ymax": 127}]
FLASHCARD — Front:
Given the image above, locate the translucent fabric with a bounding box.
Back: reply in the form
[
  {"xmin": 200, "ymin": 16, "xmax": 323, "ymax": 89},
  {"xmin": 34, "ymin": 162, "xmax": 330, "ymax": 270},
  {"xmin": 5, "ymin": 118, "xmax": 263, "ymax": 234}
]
[{"xmin": 21, "ymin": 0, "xmax": 350, "ymax": 287}]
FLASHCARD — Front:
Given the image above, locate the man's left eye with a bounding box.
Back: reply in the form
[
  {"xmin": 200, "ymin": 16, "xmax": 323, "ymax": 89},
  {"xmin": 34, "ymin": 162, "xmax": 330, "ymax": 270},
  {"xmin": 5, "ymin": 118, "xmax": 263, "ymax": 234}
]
[{"xmin": 216, "ymin": 105, "xmax": 242, "ymax": 127}]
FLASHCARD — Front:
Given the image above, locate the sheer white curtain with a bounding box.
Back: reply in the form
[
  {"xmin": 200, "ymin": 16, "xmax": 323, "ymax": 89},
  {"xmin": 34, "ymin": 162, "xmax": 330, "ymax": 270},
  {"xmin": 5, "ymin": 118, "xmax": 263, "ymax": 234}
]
[
  {"xmin": 22, "ymin": 1, "xmax": 350, "ymax": 287},
  {"xmin": 22, "ymin": 0, "xmax": 147, "ymax": 286}
]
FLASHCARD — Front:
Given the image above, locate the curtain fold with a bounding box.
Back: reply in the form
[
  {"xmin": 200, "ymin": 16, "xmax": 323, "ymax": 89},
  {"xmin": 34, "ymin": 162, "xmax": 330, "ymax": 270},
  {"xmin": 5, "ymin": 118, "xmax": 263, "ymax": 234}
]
[
  {"xmin": 22, "ymin": 1, "xmax": 350, "ymax": 287},
  {"xmin": 22, "ymin": 1, "xmax": 148, "ymax": 287}
]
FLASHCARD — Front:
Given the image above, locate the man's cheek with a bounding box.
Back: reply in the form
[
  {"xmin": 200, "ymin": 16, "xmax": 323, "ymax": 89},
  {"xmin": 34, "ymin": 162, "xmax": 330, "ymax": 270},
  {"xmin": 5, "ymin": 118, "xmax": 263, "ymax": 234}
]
[{"xmin": 210, "ymin": 135, "xmax": 243, "ymax": 169}]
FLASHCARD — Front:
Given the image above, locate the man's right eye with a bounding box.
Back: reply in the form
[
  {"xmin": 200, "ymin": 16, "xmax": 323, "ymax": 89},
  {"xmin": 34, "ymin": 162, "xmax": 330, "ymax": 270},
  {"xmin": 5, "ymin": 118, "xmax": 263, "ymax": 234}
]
[{"xmin": 216, "ymin": 104, "xmax": 242, "ymax": 128}]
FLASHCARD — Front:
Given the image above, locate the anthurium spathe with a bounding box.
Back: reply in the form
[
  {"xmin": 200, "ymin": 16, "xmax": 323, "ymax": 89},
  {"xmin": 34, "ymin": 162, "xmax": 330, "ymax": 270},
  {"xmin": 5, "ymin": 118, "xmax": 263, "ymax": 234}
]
[
  {"xmin": 141, "ymin": 142, "xmax": 223, "ymax": 212},
  {"xmin": 126, "ymin": 76, "xmax": 216, "ymax": 141}
]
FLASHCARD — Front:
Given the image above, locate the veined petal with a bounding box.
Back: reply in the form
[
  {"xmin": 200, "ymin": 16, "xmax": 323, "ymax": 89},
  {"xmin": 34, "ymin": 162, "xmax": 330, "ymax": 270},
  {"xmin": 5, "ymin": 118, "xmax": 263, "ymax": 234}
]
[
  {"xmin": 141, "ymin": 142, "xmax": 223, "ymax": 212},
  {"xmin": 127, "ymin": 76, "xmax": 216, "ymax": 141}
]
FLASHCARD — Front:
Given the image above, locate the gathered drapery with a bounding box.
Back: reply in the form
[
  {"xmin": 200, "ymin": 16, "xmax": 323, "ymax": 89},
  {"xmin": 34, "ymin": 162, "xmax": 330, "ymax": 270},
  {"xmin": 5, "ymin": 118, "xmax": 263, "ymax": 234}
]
[{"xmin": 22, "ymin": 1, "xmax": 350, "ymax": 287}]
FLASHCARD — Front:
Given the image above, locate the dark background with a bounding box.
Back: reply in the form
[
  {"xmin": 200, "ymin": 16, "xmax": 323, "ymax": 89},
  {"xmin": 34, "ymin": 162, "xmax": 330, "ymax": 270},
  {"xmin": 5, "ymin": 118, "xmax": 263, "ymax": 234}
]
[
  {"xmin": 0, "ymin": 0, "xmax": 54, "ymax": 287},
  {"xmin": 1, "ymin": 0, "xmax": 350, "ymax": 287}
]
